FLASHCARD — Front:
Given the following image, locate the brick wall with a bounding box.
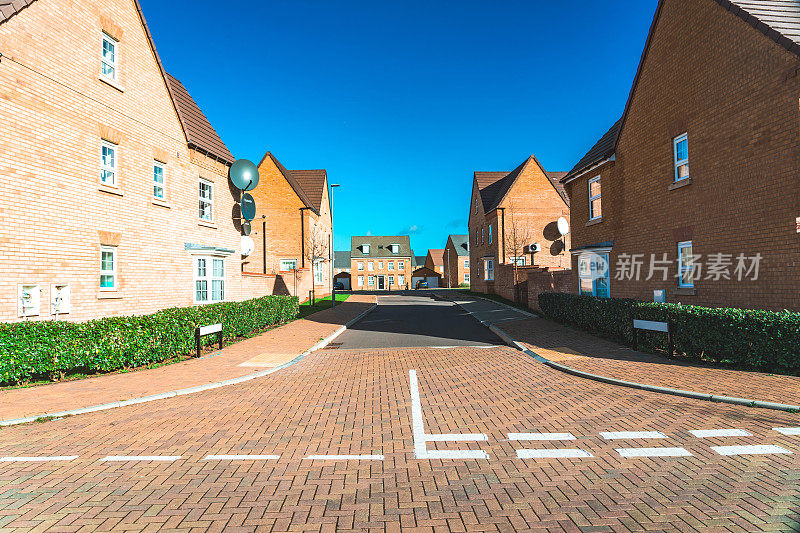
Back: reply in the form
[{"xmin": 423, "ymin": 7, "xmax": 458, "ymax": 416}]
[
  {"xmin": 443, "ymin": 245, "xmax": 469, "ymax": 288},
  {"xmin": 527, "ymin": 269, "xmax": 575, "ymax": 311}
]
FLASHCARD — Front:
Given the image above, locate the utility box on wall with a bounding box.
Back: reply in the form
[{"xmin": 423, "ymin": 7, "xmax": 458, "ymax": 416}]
[
  {"xmin": 51, "ymin": 283, "xmax": 71, "ymax": 315},
  {"xmin": 17, "ymin": 284, "xmax": 41, "ymax": 317}
]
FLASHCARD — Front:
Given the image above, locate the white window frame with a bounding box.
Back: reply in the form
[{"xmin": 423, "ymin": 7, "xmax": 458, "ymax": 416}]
[
  {"xmin": 363, "ymin": 244, "xmax": 370, "ymax": 254},
  {"xmin": 390, "ymin": 244, "xmax": 400, "ymax": 254},
  {"xmin": 510, "ymin": 256, "xmax": 525, "ymax": 266},
  {"xmin": 388, "ymin": 261, "xmax": 394, "ymax": 271},
  {"xmin": 398, "ymin": 275, "xmax": 405, "ymax": 287},
  {"xmin": 588, "ymin": 176, "xmax": 601, "ymax": 221},
  {"xmin": 673, "ymin": 133, "xmax": 689, "ymax": 182},
  {"xmin": 578, "ymin": 252, "xmax": 611, "ymax": 298},
  {"xmin": 314, "ymin": 260, "xmax": 324, "ymax": 284},
  {"xmin": 100, "ymin": 245, "xmax": 117, "ymax": 290},
  {"xmin": 199, "ymin": 178, "xmax": 213, "ymax": 222},
  {"xmin": 357, "ymin": 261, "xmax": 364, "ymax": 271},
  {"xmin": 464, "ymin": 260, "xmax": 469, "ymax": 268},
  {"xmin": 484, "ymin": 258, "xmax": 494, "ymax": 281},
  {"xmin": 194, "ymin": 256, "xmax": 225, "ymax": 304},
  {"xmin": 101, "ymin": 32, "xmax": 118, "ymax": 82},
  {"xmin": 464, "ymin": 273, "xmax": 470, "ymax": 283},
  {"xmin": 678, "ymin": 241, "xmax": 694, "ymax": 288},
  {"xmin": 153, "ymin": 161, "xmax": 166, "ymax": 200},
  {"xmin": 398, "ymin": 261, "xmax": 404, "ymax": 271},
  {"xmin": 358, "ymin": 275, "xmax": 364, "ymax": 287},
  {"xmin": 368, "ymin": 261, "xmax": 374, "ymax": 271},
  {"xmin": 368, "ymin": 275, "xmax": 375, "ymax": 287},
  {"xmin": 378, "ymin": 261, "xmax": 383, "ymax": 269},
  {"xmin": 280, "ymin": 259, "xmax": 298, "ymax": 271},
  {"xmin": 100, "ymin": 140, "xmax": 117, "ymax": 186},
  {"xmin": 388, "ymin": 275, "xmax": 395, "ymax": 286}
]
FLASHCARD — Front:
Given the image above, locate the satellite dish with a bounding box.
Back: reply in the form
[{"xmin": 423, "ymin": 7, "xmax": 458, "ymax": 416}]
[
  {"xmin": 241, "ymin": 235, "xmax": 255, "ymax": 257},
  {"xmin": 229, "ymin": 159, "xmax": 259, "ymax": 191},
  {"xmin": 557, "ymin": 216, "xmax": 570, "ymax": 236},
  {"xmin": 242, "ymin": 221, "xmax": 251, "ymax": 236},
  {"xmin": 240, "ymin": 193, "xmax": 256, "ymax": 221}
]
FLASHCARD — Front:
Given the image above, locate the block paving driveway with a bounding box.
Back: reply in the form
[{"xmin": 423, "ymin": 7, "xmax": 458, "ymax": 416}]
[{"xmin": 0, "ymin": 295, "xmax": 798, "ymax": 531}]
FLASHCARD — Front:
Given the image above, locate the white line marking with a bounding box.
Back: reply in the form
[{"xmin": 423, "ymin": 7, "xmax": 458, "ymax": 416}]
[
  {"xmin": 425, "ymin": 434, "xmax": 487, "ymax": 442},
  {"xmin": 508, "ymin": 433, "xmax": 576, "ymax": 441},
  {"xmin": 424, "ymin": 449, "xmax": 490, "ymax": 460},
  {"xmin": 516, "ymin": 449, "xmax": 593, "ymax": 459},
  {"xmin": 100, "ymin": 456, "xmax": 180, "ymax": 462},
  {"xmin": 711, "ymin": 445, "xmax": 792, "ymax": 456},
  {"xmin": 774, "ymin": 427, "xmax": 800, "ymax": 436},
  {"xmin": 409, "ymin": 370, "xmax": 430, "ymax": 459},
  {"xmin": 0, "ymin": 456, "xmax": 78, "ymax": 462},
  {"xmin": 304, "ymin": 455, "xmax": 384, "ymax": 461},
  {"xmin": 204, "ymin": 455, "xmax": 280, "ymax": 460},
  {"xmin": 616, "ymin": 447, "xmax": 692, "ymax": 458},
  {"xmin": 600, "ymin": 431, "xmax": 667, "ymax": 440},
  {"xmin": 689, "ymin": 429, "xmax": 751, "ymax": 438}
]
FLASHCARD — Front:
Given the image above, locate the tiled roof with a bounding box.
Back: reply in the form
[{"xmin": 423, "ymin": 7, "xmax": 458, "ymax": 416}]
[
  {"xmin": 562, "ymin": 119, "xmax": 622, "ymax": 183},
  {"xmin": 413, "ymin": 255, "xmax": 426, "ymax": 269},
  {"xmin": 447, "ymin": 235, "xmax": 470, "ymax": 256},
  {"xmin": 350, "ymin": 236, "xmax": 412, "ymax": 259},
  {"xmin": 475, "ymin": 156, "xmax": 569, "ymax": 212},
  {"xmin": 334, "ymin": 251, "xmax": 350, "ymax": 269},
  {"xmin": 291, "ymin": 170, "xmax": 327, "ymax": 213},
  {"xmin": 166, "ymin": 74, "xmax": 234, "ymax": 164},
  {"xmin": 713, "ymin": 0, "xmax": 800, "ymax": 55},
  {"xmin": 261, "ymin": 153, "xmax": 320, "ymax": 215},
  {"xmin": 427, "ymin": 249, "xmax": 445, "ymax": 266},
  {"xmin": 0, "ymin": 0, "xmax": 37, "ymax": 23}
]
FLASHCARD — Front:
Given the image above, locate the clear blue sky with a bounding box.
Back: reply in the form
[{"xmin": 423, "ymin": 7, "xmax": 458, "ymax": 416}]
[{"xmin": 140, "ymin": 0, "xmax": 657, "ymax": 254}]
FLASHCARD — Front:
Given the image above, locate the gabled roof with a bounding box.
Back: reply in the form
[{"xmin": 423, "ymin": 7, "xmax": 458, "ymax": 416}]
[
  {"xmin": 562, "ymin": 119, "xmax": 622, "ymax": 183},
  {"xmin": 334, "ymin": 251, "xmax": 350, "ymax": 269},
  {"xmin": 413, "ymin": 255, "xmax": 426, "ymax": 269},
  {"xmin": 427, "ymin": 249, "xmax": 445, "ymax": 266},
  {"xmin": 291, "ymin": 170, "xmax": 327, "ymax": 213},
  {"xmin": 474, "ymin": 155, "xmax": 569, "ymax": 212},
  {"xmin": 350, "ymin": 236, "xmax": 412, "ymax": 258},
  {"xmin": 260, "ymin": 152, "xmax": 320, "ymax": 216},
  {"xmin": 447, "ymin": 235, "xmax": 470, "ymax": 257},
  {"xmin": 166, "ymin": 74, "xmax": 234, "ymax": 164}
]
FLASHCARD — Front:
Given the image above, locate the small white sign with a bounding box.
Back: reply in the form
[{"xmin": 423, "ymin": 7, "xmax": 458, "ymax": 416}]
[{"xmin": 198, "ymin": 323, "xmax": 222, "ymax": 336}]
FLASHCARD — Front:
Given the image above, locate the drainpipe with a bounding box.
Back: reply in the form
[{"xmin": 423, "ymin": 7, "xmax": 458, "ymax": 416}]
[
  {"xmin": 299, "ymin": 207, "xmax": 311, "ymax": 268},
  {"xmin": 497, "ymin": 207, "xmax": 506, "ymax": 264}
]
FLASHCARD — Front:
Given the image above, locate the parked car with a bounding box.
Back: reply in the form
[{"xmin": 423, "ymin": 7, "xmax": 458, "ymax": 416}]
[
  {"xmin": 415, "ymin": 280, "xmax": 428, "ymax": 289},
  {"xmin": 333, "ymin": 281, "xmax": 345, "ymax": 290}
]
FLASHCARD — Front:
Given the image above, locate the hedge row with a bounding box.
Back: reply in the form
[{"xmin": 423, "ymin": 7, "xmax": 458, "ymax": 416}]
[
  {"xmin": 0, "ymin": 295, "xmax": 299, "ymax": 385},
  {"xmin": 538, "ymin": 292, "xmax": 800, "ymax": 374}
]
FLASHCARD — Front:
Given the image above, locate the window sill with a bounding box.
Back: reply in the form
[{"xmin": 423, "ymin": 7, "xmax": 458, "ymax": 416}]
[
  {"xmin": 674, "ymin": 287, "xmax": 696, "ymax": 296},
  {"xmin": 152, "ymin": 198, "xmax": 171, "ymax": 208},
  {"xmin": 97, "ymin": 290, "xmax": 123, "ymax": 299},
  {"xmin": 198, "ymin": 220, "xmax": 217, "ymax": 229},
  {"xmin": 668, "ymin": 178, "xmax": 692, "ymax": 191},
  {"xmin": 586, "ymin": 218, "xmax": 602, "ymax": 227},
  {"xmin": 99, "ymin": 184, "xmax": 123, "ymax": 197},
  {"xmin": 98, "ymin": 76, "xmax": 125, "ymax": 93}
]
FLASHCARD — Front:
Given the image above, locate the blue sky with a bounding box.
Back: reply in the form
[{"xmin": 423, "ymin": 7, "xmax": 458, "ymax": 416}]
[{"xmin": 140, "ymin": 0, "xmax": 657, "ymax": 254}]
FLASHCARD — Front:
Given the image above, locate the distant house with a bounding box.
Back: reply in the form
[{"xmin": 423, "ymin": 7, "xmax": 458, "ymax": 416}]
[
  {"xmin": 443, "ymin": 235, "xmax": 470, "ymax": 288},
  {"xmin": 333, "ymin": 251, "xmax": 351, "ymax": 290},
  {"xmin": 561, "ymin": 0, "xmax": 800, "ymax": 311},
  {"xmin": 350, "ymin": 236, "xmax": 413, "ymax": 290},
  {"xmin": 424, "ymin": 249, "xmax": 445, "ymax": 276},
  {"xmin": 411, "ymin": 266, "xmax": 442, "ymax": 289}
]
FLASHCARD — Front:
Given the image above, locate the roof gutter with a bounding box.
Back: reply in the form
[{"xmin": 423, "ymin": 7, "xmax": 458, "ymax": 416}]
[{"xmin": 561, "ymin": 154, "xmax": 615, "ymax": 185}]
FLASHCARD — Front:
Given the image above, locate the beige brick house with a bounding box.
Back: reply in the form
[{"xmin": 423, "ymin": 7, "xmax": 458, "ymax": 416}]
[
  {"xmin": 562, "ymin": 0, "xmax": 800, "ymax": 311},
  {"xmin": 443, "ymin": 235, "xmax": 470, "ymax": 288},
  {"xmin": 0, "ymin": 0, "xmax": 257, "ymax": 321},
  {"xmin": 245, "ymin": 154, "xmax": 332, "ymax": 301},
  {"xmin": 351, "ymin": 236, "xmax": 413, "ymax": 291},
  {"xmin": 468, "ymin": 155, "xmax": 571, "ymax": 300}
]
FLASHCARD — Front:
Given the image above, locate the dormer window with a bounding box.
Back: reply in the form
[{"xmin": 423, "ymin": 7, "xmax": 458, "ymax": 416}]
[
  {"xmin": 390, "ymin": 244, "xmax": 400, "ymax": 254},
  {"xmin": 362, "ymin": 244, "xmax": 370, "ymax": 254}
]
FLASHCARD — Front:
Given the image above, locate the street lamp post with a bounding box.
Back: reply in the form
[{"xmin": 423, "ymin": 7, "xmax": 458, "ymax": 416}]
[{"xmin": 330, "ymin": 184, "xmax": 341, "ymax": 307}]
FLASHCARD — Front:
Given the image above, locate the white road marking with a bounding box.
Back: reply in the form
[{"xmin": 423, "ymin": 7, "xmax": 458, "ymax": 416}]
[
  {"xmin": 774, "ymin": 427, "xmax": 800, "ymax": 436},
  {"xmin": 616, "ymin": 447, "xmax": 692, "ymax": 458},
  {"xmin": 409, "ymin": 369, "xmax": 489, "ymax": 459},
  {"xmin": 689, "ymin": 429, "xmax": 751, "ymax": 438},
  {"xmin": 0, "ymin": 456, "xmax": 78, "ymax": 462},
  {"xmin": 304, "ymin": 455, "xmax": 384, "ymax": 461},
  {"xmin": 711, "ymin": 445, "xmax": 792, "ymax": 456},
  {"xmin": 516, "ymin": 449, "xmax": 593, "ymax": 459},
  {"xmin": 204, "ymin": 455, "xmax": 280, "ymax": 460},
  {"xmin": 100, "ymin": 456, "xmax": 181, "ymax": 462},
  {"xmin": 600, "ymin": 431, "xmax": 667, "ymax": 440},
  {"xmin": 508, "ymin": 433, "xmax": 576, "ymax": 441}
]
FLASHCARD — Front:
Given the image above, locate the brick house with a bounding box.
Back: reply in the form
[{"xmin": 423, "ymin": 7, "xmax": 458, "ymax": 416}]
[
  {"xmin": 350, "ymin": 236, "xmax": 413, "ymax": 291},
  {"xmin": 333, "ymin": 251, "xmax": 351, "ymax": 290},
  {"xmin": 424, "ymin": 249, "xmax": 445, "ymax": 276},
  {"xmin": 245, "ymin": 154, "xmax": 332, "ymax": 301},
  {"xmin": 0, "ymin": 0, "xmax": 257, "ymax": 322},
  {"xmin": 443, "ymin": 235, "xmax": 470, "ymax": 288},
  {"xmin": 561, "ymin": 0, "xmax": 800, "ymax": 311},
  {"xmin": 468, "ymin": 155, "xmax": 571, "ymax": 300}
]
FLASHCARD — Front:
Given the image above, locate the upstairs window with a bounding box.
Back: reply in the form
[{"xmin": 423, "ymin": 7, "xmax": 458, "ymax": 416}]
[
  {"xmin": 464, "ymin": 260, "xmax": 469, "ymax": 268},
  {"xmin": 362, "ymin": 244, "xmax": 370, "ymax": 254},
  {"xmin": 390, "ymin": 244, "xmax": 400, "ymax": 254},
  {"xmin": 388, "ymin": 261, "xmax": 394, "ymax": 271},
  {"xmin": 489, "ymin": 225, "xmax": 493, "ymax": 244},
  {"xmin": 673, "ymin": 133, "xmax": 689, "ymax": 181},
  {"xmin": 588, "ymin": 176, "xmax": 601, "ymax": 220},
  {"xmin": 357, "ymin": 261, "xmax": 364, "ymax": 271},
  {"xmin": 199, "ymin": 179, "xmax": 213, "ymax": 221},
  {"xmin": 101, "ymin": 33, "xmax": 118, "ymax": 81},
  {"xmin": 153, "ymin": 161, "xmax": 165, "ymax": 199},
  {"xmin": 368, "ymin": 261, "xmax": 374, "ymax": 270},
  {"xmin": 101, "ymin": 140, "xmax": 117, "ymax": 186}
]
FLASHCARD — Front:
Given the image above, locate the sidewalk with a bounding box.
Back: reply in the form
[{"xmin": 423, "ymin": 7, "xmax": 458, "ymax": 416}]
[
  {"xmin": 449, "ymin": 293, "xmax": 800, "ymax": 408},
  {"xmin": 0, "ymin": 294, "xmax": 376, "ymax": 422}
]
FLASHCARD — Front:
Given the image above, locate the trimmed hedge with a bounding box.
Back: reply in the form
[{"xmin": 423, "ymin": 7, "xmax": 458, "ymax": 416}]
[
  {"xmin": 538, "ymin": 292, "xmax": 800, "ymax": 374},
  {"xmin": 0, "ymin": 295, "xmax": 299, "ymax": 385}
]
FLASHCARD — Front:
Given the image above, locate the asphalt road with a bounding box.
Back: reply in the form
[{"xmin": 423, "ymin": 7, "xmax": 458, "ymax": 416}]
[{"xmin": 332, "ymin": 294, "xmax": 503, "ymax": 349}]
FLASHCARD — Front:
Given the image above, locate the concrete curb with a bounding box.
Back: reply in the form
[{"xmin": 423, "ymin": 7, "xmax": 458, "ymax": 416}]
[
  {"xmin": 453, "ymin": 298, "xmax": 800, "ymax": 414},
  {"xmin": 0, "ymin": 303, "xmax": 379, "ymax": 427}
]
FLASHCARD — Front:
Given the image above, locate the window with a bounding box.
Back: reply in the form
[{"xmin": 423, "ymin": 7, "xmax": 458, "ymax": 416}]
[
  {"xmin": 481, "ymin": 227, "xmax": 484, "ymax": 243},
  {"xmin": 358, "ymin": 275, "xmax": 364, "ymax": 287},
  {"xmin": 484, "ymin": 258, "xmax": 494, "ymax": 281},
  {"xmin": 398, "ymin": 261, "xmax": 404, "ymax": 271},
  {"xmin": 195, "ymin": 257, "xmax": 225, "ymax": 303},
  {"xmin": 673, "ymin": 133, "xmax": 689, "ymax": 182},
  {"xmin": 368, "ymin": 275, "xmax": 375, "ymax": 287},
  {"xmin": 280, "ymin": 259, "xmax": 297, "ymax": 271},
  {"xmin": 100, "ymin": 245, "xmax": 117, "ymax": 290},
  {"xmin": 153, "ymin": 161, "xmax": 165, "ymax": 199},
  {"xmin": 101, "ymin": 140, "xmax": 117, "ymax": 186},
  {"xmin": 388, "ymin": 275, "xmax": 394, "ymax": 286},
  {"xmin": 510, "ymin": 256, "xmax": 525, "ymax": 266},
  {"xmin": 199, "ymin": 179, "xmax": 213, "ymax": 221},
  {"xmin": 398, "ymin": 275, "xmax": 405, "ymax": 287},
  {"xmin": 378, "ymin": 261, "xmax": 383, "ymax": 269},
  {"xmin": 390, "ymin": 244, "xmax": 400, "ymax": 254},
  {"xmin": 101, "ymin": 33, "xmax": 118, "ymax": 81},
  {"xmin": 475, "ymin": 197, "xmax": 478, "ymax": 214},
  {"xmin": 388, "ymin": 261, "xmax": 394, "ymax": 271},
  {"xmin": 588, "ymin": 176, "xmax": 601, "ymax": 220},
  {"xmin": 368, "ymin": 261, "xmax": 374, "ymax": 270},
  {"xmin": 578, "ymin": 252, "xmax": 610, "ymax": 298},
  {"xmin": 464, "ymin": 260, "xmax": 469, "ymax": 268},
  {"xmin": 678, "ymin": 241, "xmax": 694, "ymax": 288},
  {"xmin": 314, "ymin": 261, "xmax": 324, "ymax": 284},
  {"xmin": 489, "ymin": 225, "xmax": 493, "ymax": 244},
  {"xmin": 464, "ymin": 273, "xmax": 470, "ymax": 283},
  {"xmin": 358, "ymin": 261, "xmax": 364, "ymax": 271},
  {"xmin": 362, "ymin": 244, "xmax": 370, "ymax": 254}
]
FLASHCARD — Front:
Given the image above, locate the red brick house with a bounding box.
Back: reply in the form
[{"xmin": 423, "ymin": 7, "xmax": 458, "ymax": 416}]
[
  {"xmin": 424, "ymin": 249, "xmax": 445, "ymax": 276},
  {"xmin": 351, "ymin": 236, "xmax": 413, "ymax": 291},
  {"xmin": 561, "ymin": 0, "xmax": 800, "ymax": 311},
  {"xmin": 443, "ymin": 235, "xmax": 470, "ymax": 288},
  {"xmin": 468, "ymin": 155, "xmax": 571, "ymax": 301}
]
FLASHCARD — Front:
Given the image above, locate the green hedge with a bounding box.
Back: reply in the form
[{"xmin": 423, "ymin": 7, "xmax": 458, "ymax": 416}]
[
  {"xmin": 0, "ymin": 295, "xmax": 299, "ymax": 385},
  {"xmin": 538, "ymin": 292, "xmax": 800, "ymax": 374}
]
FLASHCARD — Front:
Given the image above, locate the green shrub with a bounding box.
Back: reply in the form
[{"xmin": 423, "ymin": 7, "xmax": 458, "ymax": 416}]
[
  {"xmin": 538, "ymin": 292, "xmax": 800, "ymax": 374},
  {"xmin": 0, "ymin": 295, "xmax": 299, "ymax": 385}
]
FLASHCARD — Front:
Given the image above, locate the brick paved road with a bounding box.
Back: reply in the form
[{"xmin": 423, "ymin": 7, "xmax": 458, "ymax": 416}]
[{"xmin": 0, "ymin": 297, "xmax": 799, "ymax": 531}]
